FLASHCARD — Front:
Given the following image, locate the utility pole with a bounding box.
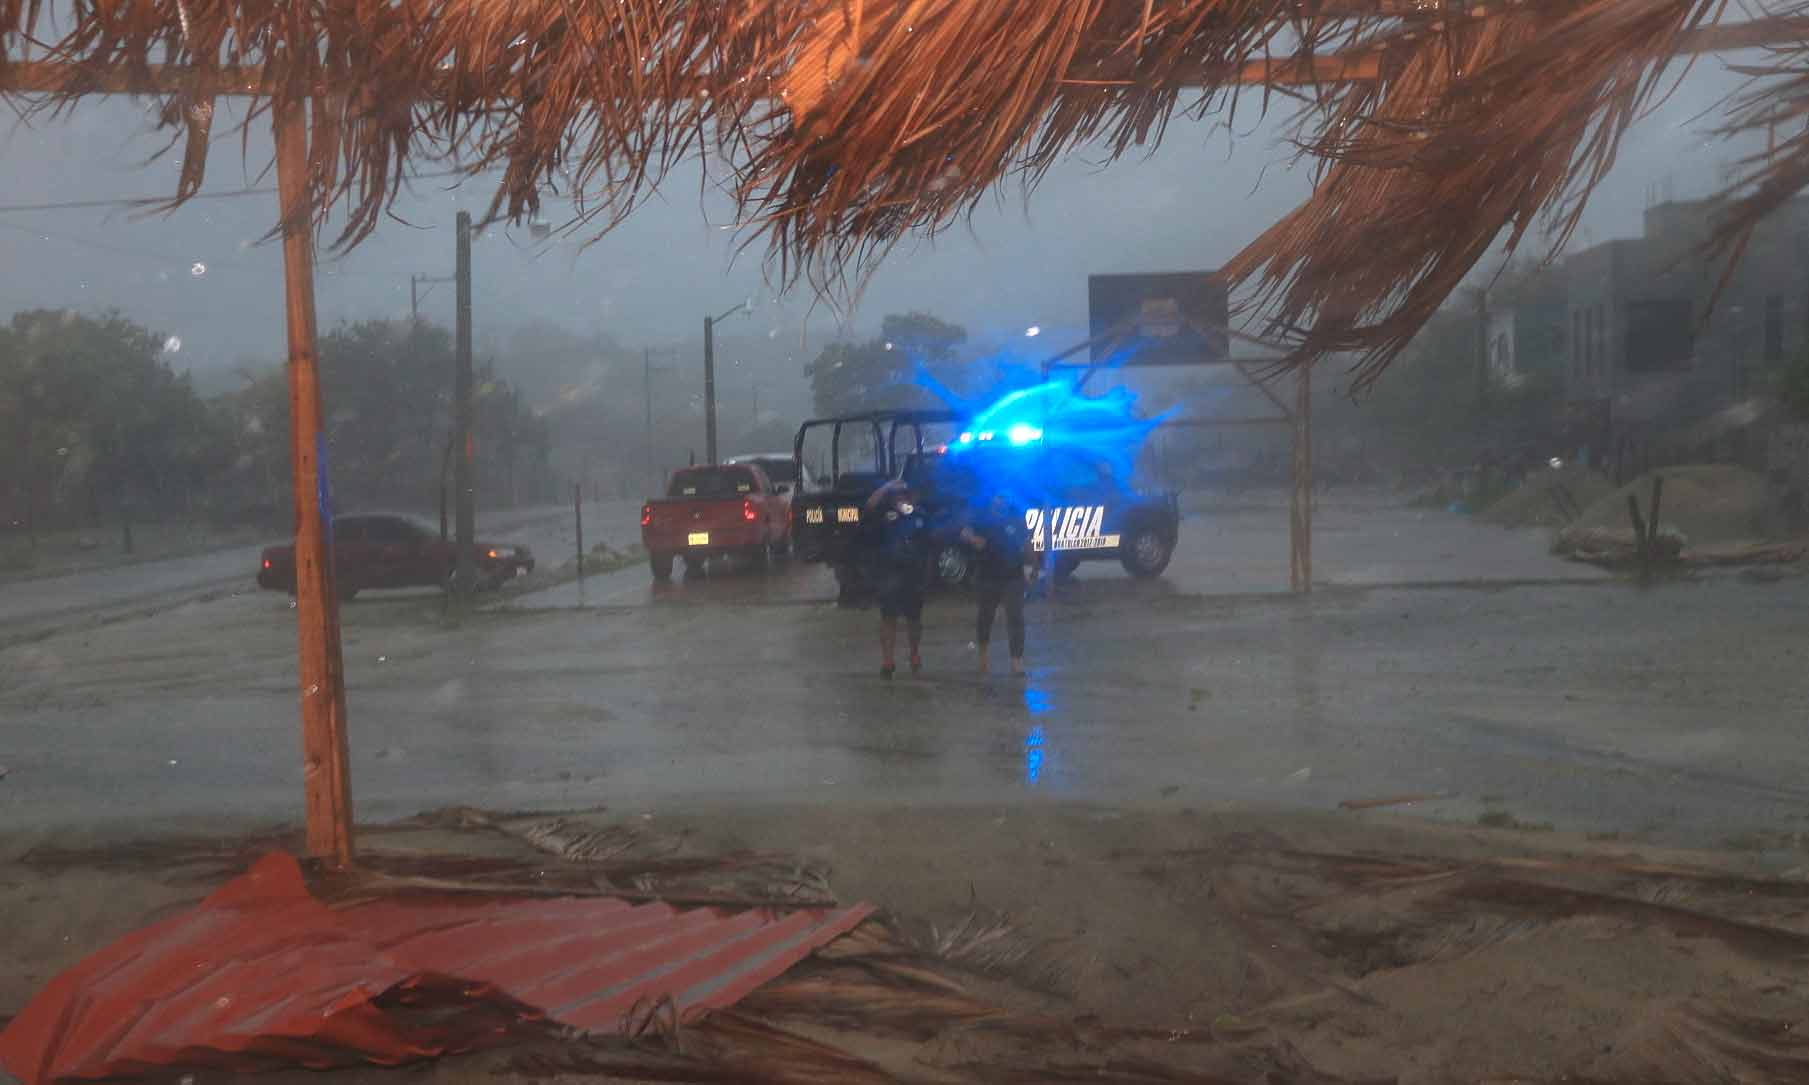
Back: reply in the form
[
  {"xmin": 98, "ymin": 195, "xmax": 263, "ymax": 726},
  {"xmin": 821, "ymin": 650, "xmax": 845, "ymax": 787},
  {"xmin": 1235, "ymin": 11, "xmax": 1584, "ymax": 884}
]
[
  {"xmin": 453, "ymin": 211, "xmax": 476, "ymax": 599},
  {"xmin": 410, "ymin": 272, "xmax": 453, "ymax": 325},
  {"xmin": 703, "ymin": 299, "xmax": 751, "ymax": 465}
]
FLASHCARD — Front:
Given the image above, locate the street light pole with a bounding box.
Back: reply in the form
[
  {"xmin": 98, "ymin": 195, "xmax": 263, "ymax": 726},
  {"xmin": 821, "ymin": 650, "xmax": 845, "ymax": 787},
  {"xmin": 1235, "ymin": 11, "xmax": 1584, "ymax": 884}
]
[{"xmin": 453, "ymin": 211, "xmax": 476, "ymax": 599}]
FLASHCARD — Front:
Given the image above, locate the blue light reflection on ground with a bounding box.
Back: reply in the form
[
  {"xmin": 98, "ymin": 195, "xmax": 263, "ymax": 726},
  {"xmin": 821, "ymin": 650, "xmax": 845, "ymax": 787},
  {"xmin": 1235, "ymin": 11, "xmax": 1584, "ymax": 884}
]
[{"xmin": 1023, "ymin": 686, "xmax": 1052, "ymax": 785}]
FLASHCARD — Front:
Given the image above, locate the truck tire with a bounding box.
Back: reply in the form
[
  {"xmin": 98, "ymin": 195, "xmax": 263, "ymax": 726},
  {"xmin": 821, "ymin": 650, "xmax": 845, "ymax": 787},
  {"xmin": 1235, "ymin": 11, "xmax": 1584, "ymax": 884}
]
[
  {"xmin": 649, "ymin": 551, "xmax": 674, "ymax": 581},
  {"xmin": 1054, "ymin": 554, "xmax": 1081, "ymax": 580},
  {"xmin": 746, "ymin": 544, "xmax": 771, "ymax": 573},
  {"xmin": 833, "ymin": 562, "xmax": 865, "ymax": 606},
  {"xmin": 1120, "ymin": 525, "xmax": 1173, "ymax": 578}
]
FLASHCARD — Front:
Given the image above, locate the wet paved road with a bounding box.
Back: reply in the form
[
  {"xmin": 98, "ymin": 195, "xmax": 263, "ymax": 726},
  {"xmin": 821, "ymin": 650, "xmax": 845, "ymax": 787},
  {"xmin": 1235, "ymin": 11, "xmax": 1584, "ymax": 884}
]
[
  {"xmin": 514, "ymin": 493, "xmax": 1606, "ymax": 609},
  {"xmin": 0, "ymin": 504, "xmax": 596, "ymax": 642},
  {"xmin": 4, "ymin": 493, "xmax": 1804, "ymax": 852}
]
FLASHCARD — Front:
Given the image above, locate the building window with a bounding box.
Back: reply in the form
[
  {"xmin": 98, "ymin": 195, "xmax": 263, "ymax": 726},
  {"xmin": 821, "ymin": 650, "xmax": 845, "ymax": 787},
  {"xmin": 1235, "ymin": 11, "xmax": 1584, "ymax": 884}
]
[
  {"xmin": 1765, "ymin": 294, "xmax": 1784, "ymax": 361},
  {"xmin": 1625, "ymin": 299, "xmax": 1693, "ymax": 372}
]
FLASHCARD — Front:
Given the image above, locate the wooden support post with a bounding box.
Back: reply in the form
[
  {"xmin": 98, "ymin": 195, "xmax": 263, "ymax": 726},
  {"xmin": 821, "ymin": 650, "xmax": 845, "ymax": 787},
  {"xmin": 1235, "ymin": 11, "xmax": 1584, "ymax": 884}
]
[
  {"xmin": 1625, "ymin": 492, "xmax": 1651, "ymax": 580},
  {"xmin": 274, "ymin": 98, "xmax": 354, "ymax": 867},
  {"xmin": 1290, "ymin": 365, "xmax": 1314, "ymax": 593},
  {"xmin": 574, "ymin": 482, "xmax": 585, "ymax": 583}
]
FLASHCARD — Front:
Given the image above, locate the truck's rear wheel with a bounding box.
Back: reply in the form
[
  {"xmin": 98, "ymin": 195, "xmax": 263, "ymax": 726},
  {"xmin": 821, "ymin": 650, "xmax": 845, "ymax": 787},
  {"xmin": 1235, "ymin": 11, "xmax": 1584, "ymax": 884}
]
[
  {"xmin": 1054, "ymin": 554, "xmax": 1081, "ymax": 580},
  {"xmin": 649, "ymin": 551, "xmax": 674, "ymax": 581},
  {"xmin": 1120, "ymin": 526, "xmax": 1173, "ymax": 578}
]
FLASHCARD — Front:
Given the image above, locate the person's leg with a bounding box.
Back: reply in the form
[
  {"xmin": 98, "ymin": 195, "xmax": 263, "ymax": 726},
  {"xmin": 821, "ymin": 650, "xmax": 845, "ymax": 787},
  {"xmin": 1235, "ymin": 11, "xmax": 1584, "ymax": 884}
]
[
  {"xmin": 975, "ymin": 581, "xmax": 1000, "ymax": 672},
  {"xmin": 1005, "ymin": 578, "xmax": 1026, "ymax": 674},
  {"xmin": 879, "ymin": 612, "xmax": 897, "ymax": 675},
  {"xmin": 906, "ymin": 594, "xmax": 924, "ymax": 672}
]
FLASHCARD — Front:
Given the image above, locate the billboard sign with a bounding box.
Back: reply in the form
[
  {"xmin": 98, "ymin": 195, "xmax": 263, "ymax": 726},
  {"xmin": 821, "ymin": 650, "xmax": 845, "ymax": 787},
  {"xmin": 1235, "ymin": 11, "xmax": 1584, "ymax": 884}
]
[{"xmin": 1088, "ymin": 271, "xmax": 1230, "ymax": 366}]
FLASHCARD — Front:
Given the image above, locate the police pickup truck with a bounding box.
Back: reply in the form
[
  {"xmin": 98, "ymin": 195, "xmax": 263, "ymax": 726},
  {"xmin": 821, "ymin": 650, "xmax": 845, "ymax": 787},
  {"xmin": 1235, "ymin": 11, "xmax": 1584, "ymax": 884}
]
[
  {"xmin": 792, "ymin": 409, "xmax": 1180, "ymax": 593},
  {"xmin": 901, "ymin": 435, "xmax": 1180, "ymax": 587},
  {"xmin": 790, "ymin": 408, "xmax": 959, "ymax": 602}
]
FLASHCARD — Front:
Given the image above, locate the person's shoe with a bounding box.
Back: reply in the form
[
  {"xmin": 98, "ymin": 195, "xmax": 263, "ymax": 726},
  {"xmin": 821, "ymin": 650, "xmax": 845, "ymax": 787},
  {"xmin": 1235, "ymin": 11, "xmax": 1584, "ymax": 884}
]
[
  {"xmin": 1010, "ymin": 658, "xmax": 1026, "ymax": 677},
  {"xmin": 880, "ymin": 663, "xmax": 895, "ymax": 680},
  {"xmin": 910, "ymin": 654, "xmax": 923, "ymax": 676}
]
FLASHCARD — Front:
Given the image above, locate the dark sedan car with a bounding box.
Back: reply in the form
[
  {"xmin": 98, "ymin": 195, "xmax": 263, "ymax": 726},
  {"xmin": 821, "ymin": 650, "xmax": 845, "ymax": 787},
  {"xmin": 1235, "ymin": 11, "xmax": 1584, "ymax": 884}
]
[{"xmin": 257, "ymin": 513, "xmax": 534, "ymax": 599}]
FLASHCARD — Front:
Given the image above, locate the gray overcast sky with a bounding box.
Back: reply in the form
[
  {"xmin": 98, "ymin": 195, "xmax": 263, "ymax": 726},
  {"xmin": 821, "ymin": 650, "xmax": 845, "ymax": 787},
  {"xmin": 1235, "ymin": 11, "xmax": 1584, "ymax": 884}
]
[{"xmin": 0, "ymin": 59, "xmax": 1754, "ymax": 378}]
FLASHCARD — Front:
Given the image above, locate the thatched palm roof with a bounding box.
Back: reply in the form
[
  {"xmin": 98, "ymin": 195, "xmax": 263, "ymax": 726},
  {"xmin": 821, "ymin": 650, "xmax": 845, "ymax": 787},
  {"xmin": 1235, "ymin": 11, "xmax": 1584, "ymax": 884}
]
[{"xmin": 2, "ymin": 0, "xmax": 1804, "ymax": 383}]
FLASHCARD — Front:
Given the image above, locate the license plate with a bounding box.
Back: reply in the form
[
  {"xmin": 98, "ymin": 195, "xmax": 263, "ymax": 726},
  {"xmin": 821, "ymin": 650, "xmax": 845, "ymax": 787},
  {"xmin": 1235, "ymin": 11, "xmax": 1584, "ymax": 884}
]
[
  {"xmin": 687, "ymin": 532, "xmax": 711, "ymax": 546},
  {"xmin": 836, "ymin": 507, "xmax": 860, "ymax": 523}
]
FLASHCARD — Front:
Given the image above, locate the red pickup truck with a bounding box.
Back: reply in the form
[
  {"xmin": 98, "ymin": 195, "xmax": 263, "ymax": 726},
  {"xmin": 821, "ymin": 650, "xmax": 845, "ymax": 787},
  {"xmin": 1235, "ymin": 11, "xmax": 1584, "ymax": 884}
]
[{"xmin": 641, "ymin": 464, "xmax": 790, "ymax": 580}]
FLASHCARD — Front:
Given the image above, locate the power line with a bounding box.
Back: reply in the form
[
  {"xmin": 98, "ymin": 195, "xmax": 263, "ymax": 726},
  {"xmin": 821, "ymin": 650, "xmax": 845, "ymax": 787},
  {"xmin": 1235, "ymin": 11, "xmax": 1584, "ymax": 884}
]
[
  {"xmin": 0, "ymin": 217, "xmax": 403, "ymax": 280},
  {"xmin": 0, "ymin": 187, "xmax": 272, "ymax": 214},
  {"xmin": 0, "ymin": 168, "xmax": 471, "ymax": 215},
  {"xmin": 0, "ymin": 216, "xmax": 220, "ymax": 267}
]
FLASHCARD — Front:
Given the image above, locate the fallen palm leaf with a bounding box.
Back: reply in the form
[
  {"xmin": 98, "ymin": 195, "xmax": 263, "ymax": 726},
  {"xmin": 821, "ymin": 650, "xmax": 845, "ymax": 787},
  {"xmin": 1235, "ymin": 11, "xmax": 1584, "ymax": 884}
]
[
  {"xmin": 1337, "ymin": 793, "xmax": 1445, "ymax": 810},
  {"xmin": 1443, "ymin": 878, "xmax": 1809, "ymax": 961}
]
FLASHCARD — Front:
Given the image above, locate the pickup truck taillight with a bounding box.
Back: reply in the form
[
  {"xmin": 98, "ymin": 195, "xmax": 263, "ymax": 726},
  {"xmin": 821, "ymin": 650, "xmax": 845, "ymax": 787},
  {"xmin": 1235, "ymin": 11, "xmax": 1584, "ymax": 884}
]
[
  {"xmin": 641, "ymin": 504, "xmax": 653, "ymax": 527},
  {"xmin": 742, "ymin": 498, "xmax": 758, "ymax": 522}
]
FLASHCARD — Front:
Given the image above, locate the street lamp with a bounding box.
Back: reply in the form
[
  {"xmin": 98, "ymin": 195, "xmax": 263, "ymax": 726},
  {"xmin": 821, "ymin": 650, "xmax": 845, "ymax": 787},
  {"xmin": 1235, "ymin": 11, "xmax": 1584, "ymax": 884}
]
[{"xmin": 703, "ymin": 297, "xmax": 753, "ymax": 464}]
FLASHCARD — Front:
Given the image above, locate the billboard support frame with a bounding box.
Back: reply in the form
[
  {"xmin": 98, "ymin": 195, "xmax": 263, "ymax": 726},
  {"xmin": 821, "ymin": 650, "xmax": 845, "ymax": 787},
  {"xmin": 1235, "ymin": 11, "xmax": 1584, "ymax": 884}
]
[{"xmin": 1039, "ymin": 312, "xmax": 1313, "ymax": 594}]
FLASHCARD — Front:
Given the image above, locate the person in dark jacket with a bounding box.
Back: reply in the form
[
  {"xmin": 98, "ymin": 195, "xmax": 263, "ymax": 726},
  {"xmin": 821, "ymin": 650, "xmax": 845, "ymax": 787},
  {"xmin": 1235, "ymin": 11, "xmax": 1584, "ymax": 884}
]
[
  {"xmin": 865, "ymin": 480, "xmax": 931, "ymax": 678},
  {"xmin": 960, "ymin": 492, "xmax": 1035, "ymax": 676}
]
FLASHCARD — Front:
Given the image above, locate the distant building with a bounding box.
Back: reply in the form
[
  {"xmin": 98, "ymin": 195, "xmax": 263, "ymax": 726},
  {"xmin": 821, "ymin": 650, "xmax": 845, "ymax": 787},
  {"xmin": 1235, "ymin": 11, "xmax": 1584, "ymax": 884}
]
[
  {"xmin": 1484, "ymin": 269, "xmax": 1567, "ymax": 387},
  {"xmin": 1480, "ymin": 196, "xmax": 1809, "ymax": 468},
  {"xmin": 1556, "ymin": 196, "xmax": 1809, "ymax": 424}
]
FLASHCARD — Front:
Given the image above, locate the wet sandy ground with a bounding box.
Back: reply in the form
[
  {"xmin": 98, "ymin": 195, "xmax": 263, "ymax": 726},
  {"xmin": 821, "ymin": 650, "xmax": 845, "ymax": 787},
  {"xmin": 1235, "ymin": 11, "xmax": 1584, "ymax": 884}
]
[{"xmin": 1, "ymin": 493, "xmax": 1804, "ymax": 852}]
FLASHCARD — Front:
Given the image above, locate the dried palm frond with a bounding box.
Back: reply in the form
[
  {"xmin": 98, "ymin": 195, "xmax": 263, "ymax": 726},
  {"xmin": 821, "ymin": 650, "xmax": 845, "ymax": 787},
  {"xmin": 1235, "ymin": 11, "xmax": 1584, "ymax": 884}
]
[
  {"xmin": 513, "ymin": 817, "xmax": 643, "ymax": 863},
  {"xmin": 1226, "ymin": 0, "xmax": 1727, "ymax": 386},
  {"xmin": 1700, "ymin": 1, "xmax": 1809, "ymax": 286},
  {"xmin": 3, "ymin": 0, "xmax": 1804, "ymax": 379}
]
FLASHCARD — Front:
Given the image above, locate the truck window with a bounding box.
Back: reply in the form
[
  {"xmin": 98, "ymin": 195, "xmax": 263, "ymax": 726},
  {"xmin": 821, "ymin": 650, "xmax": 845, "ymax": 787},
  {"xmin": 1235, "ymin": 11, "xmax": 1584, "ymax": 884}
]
[
  {"xmin": 668, "ymin": 467, "xmax": 759, "ymax": 497},
  {"xmin": 753, "ymin": 459, "xmax": 797, "ymax": 485}
]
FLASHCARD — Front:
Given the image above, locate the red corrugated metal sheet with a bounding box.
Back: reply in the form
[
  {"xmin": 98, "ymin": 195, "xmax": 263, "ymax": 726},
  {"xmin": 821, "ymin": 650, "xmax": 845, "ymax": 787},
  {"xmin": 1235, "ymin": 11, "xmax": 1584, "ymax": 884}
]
[{"xmin": 0, "ymin": 853, "xmax": 873, "ymax": 1084}]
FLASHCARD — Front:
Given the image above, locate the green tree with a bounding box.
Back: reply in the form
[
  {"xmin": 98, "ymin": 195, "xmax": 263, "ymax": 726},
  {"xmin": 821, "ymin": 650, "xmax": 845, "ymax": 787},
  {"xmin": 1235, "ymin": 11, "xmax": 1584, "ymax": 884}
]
[
  {"xmin": 228, "ymin": 319, "xmax": 556, "ymax": 513},
  {"xmin": 804, "ymin": 312, "xmax": 966, "ymax": 415},
  {"xmin": 0, "ymin": 309, "xmax": 219, "ymax": 539}
]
